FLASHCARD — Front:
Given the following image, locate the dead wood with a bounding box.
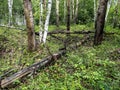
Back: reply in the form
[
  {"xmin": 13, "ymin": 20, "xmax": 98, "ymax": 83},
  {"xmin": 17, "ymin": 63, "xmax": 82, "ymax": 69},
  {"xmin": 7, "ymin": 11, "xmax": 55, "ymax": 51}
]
[
  {"xmin": 0, "ymin": 50, "xmax": 65, "ymax": 88},
  {"xmin": 0, "ymin": 34, "xmax": 90, "ymax": 88},
  {"xmin": 35, "ymin": 30, "xmax": 94, "ymax": 36},
  {"xmin": 48, "ymin": 30, "xmax": 94, "ymax": 34}
]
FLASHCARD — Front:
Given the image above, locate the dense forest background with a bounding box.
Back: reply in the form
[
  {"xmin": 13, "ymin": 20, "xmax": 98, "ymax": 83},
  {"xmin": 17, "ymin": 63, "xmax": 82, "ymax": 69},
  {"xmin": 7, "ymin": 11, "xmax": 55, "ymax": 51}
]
[
  {"xmin": 0, "ymin": 0, "xmax": 120, "ymax": 90},
  {"xmin": 0, "ymin": 0, "xmax": 120, "ymax": 27}
]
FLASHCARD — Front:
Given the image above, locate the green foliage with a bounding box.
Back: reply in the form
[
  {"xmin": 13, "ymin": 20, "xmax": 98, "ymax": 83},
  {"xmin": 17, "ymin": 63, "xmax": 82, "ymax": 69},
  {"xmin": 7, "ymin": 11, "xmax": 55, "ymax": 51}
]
[
  {"xmin": 77, "ymin": 0, "xmax": 94, "ymax": 24},
  {"xmin": 107, "ymin": 3, "xmax": 120, "ymax": 28},
  {"xmin": 3, "ymin": 25, "xmax": 118, "ymax": 90}
]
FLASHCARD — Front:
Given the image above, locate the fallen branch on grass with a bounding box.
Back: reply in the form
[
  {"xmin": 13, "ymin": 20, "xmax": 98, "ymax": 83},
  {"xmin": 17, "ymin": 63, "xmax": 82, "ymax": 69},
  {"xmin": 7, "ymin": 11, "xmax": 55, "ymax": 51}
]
[{"xmin": 0, "ymin": 35, "xmax": 90, "ymax": 88}]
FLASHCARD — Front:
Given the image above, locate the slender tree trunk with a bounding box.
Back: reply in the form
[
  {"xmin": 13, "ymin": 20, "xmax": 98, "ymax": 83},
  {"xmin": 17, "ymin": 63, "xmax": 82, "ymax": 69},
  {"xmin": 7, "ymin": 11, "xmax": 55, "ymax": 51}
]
[
  {"xmin": 67, "ymin": 0, "xmax": 70, "ymax": 31},
  {"xmin": 94, "ymin": 0, "xmax": 108, "ymax": 45},
  {"xmin": 56, "ymin": 0, "xmax": 59, "ymax": 27},
  {"xmin": 72, "ymin": 0, "xmax": 74, "ymax": 20},
  {"xmin": 113, "ymin": 6, "xmax": 118, "ymax": 28},
  {"xmin": 43, "ymin": 0, "xmax": 52, "ymax": 43},
  {"xmin": 64, "ymin": 0, "xmax": 66, "ymax": 23},
  {"xmin": 39, "ymin": 0, "xmax": 44, "ymax": 43},
  {"xmin": 113, "ymin": 0, "xmax": 119, "ymax": 28},
  {"xmin": 43, "ymin": 0, "xmax": 46, "ymax": 9},
  {"xmin": 8, "ymin": 0, "xmax": 13, "ymax": 26},
  {"xmin": 94, "ymin": 0, "xmax": 96, "ymax": 23},
  {"xmin": 23, "ymin": 0, "xmax": 36, "ymax": 51},
  {"xmin": 74, "ymin": 0, "xmax": 79, "ymax": 23}
]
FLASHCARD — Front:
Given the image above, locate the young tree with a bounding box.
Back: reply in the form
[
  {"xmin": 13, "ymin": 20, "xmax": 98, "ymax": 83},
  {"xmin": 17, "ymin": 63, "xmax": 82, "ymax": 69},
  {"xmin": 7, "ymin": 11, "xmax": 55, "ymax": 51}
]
[
  {"xmin": 71, "ymin": 0, "xmax": 75, "ymax": 21},
  {"xmin": 43, "ymin": 0, "xmax": 52, "ymax": 43},
  {"xmin": 113, "ymin": 0, "xmax": 120, "ymax": 28},
  {"xmin": 94, "ymin": 0, "xmax": 97, "ymax": 23},
  {"xmin": 39, "ymin": 0, "xmax": 44, "ymax": 43},
  {"xmin": 23, "ymin": 0, "xmax": 36, "ymax": 51},
  {"xmin": 8, "ymin": 0, "xmax": 13, "ymax": 26},
  {"xmin": 64, "ymin": 0, "xmax": 66, "ymax": 23},
  {"xmin": 74, "ymin": 0, "xmax": 79, "ymax": 23},
  {"xmin": 56, "ymin": 0, "xmax": 59, "ymax": 27},
  {"xmin": 105, "ymin": 0, "xmax": 112, "ymax": 21},
  {"xmin": 94, "ymin": 0, "xmax": 108, "ymax": 45}
]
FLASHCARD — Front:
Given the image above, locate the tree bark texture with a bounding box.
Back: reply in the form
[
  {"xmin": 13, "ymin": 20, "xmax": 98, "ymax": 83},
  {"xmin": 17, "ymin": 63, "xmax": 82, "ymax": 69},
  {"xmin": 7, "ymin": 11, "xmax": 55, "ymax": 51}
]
[
  {"xmin": 67, "ymin": 0, "xmax": 70, "ymax": 31},
  {"xmin": 39, "ymin": 0, "xmax": 44, "ymax": 43},
  {"xmin": 94, "ymin": 0, "xmax": 108, "ymax": 45},
  {"xmin": 8, "ymin": 0, "xmax": 13, "ymax": 26},
  {"xmin": 42, "ymin": 0, "xmax": 52, "ymax": 43},
  {"xmin": 105, "ymin": 0, "xmax": 112, "ymax": 21},
  {"xmin": 23, "ymin": 0, "xmax": 36, "ymax": 51},
  {"xmin": 56, "ymin": 0, "xmax": 59, "ymax": 27},
  {"xmin": 74, "ymin": 0, "xmax": 79, "ymax": 23},
  {"xmin": 63, "ymin": 0, "xmax": 66, "ymax": 23}
]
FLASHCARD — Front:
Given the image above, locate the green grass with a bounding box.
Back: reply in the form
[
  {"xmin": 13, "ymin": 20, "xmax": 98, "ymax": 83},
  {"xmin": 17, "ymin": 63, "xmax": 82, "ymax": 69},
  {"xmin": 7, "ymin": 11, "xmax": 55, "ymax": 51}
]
[{"xmin": 0, "ymin": 24, "xmax": 120, "ymax": 90}]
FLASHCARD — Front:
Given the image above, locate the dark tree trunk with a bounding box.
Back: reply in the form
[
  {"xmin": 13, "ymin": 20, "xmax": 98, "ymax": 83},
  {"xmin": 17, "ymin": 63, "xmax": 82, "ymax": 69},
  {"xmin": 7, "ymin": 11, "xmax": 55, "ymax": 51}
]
[
  {"xmin": 67, "ymin": 0, "xmax": 70, "ymax": 31},
  {"xmin": 113, "ymin": 8, "xmax": 118, "ymax": 28},
  {"xmin": 94, "ymin": 0, "xmax": 108, "ymax": 45},
  {"xmin": 23, "ymin": 0, "xmax": 36, "ymax": 51}
]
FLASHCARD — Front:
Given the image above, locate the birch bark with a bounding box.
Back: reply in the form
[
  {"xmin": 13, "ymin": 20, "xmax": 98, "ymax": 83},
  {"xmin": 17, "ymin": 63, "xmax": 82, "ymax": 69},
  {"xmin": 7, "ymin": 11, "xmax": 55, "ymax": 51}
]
[
  {"xmin": 43, "ymin": 0, "xmax": 52, "ymax": 43},
  {"xmin": 8, "ymin": 0, "xmax": 13, "ymax": 26},
  {"xmin": 105, "ymin": 0, "xmax": 112, "ymax": 21},
  {"xmin": 39, "ymin": 0, "xmax": 44, "ymax": 43}
]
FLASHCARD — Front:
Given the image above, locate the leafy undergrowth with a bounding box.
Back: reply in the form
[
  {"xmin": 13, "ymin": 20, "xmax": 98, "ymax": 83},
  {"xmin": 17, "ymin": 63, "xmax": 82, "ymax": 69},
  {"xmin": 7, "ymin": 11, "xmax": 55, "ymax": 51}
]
[
  {"xmin": 0, "ymin": 25, "xmax": 120, "ymax": 90},
  {"xmin": 16, "ymin": 35, "xmax": 120, "ymax": 90}
]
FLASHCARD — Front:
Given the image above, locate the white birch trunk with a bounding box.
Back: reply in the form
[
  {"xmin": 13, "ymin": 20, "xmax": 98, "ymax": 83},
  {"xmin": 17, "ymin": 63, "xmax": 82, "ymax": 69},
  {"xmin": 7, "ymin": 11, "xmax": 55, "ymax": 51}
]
[
  {"xmin": 39, "ymin": 0, "xmax": 44, "ymax": 43},
  {"xmin": 105, "ymin": 0, "xmax": 112, "ymax": 21},
  {"xmin": 43, "ymin": 0, "xmax": 52, "ymax": 43},
  {"xmin": 8, "ymin": 0, "xmax": 13, "ymax": 26}
]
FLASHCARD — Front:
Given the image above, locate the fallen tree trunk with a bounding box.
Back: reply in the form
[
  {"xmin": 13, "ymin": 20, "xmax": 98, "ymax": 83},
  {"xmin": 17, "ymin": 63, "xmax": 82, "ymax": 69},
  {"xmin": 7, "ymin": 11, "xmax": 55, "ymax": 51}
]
[
  {"xmin": 0, "ymin": 35, "xmax": 90, "ymax": 88},
  {"xmin": 0, "ymin": 25, "xmax": 25, "ymax": 31},
  {"xmin": 35, "ymin": 30, "xmax": 94, "ymax": 35},
  {"xmin": 48, "ymin": 30, "xmax": 94, "ymax": 34},
  {"xmin": 0, "ymin": 50, "xmax": 66, "ymax": 88}
]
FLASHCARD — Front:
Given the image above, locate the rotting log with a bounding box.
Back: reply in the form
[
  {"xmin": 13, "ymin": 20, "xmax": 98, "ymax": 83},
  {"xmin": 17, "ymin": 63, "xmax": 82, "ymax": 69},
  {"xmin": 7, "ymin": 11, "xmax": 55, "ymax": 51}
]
[
  {"xmin": 0, "ymin": 35, "xmax": 90, "ymax": 88},
  {"xmin": 0, "ymin": 50, "xmax": 66, "ymax": 88},
  {"xmin": 35, "ymin": 30, "xmax": 94, "ymax": 35}
]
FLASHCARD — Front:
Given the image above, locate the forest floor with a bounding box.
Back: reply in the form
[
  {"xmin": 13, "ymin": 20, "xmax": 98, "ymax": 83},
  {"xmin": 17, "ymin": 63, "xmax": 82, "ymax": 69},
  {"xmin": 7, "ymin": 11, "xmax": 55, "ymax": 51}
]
[{"xmin": 0, "ymin": 24, "xmax": 120, "ymax": 90}]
